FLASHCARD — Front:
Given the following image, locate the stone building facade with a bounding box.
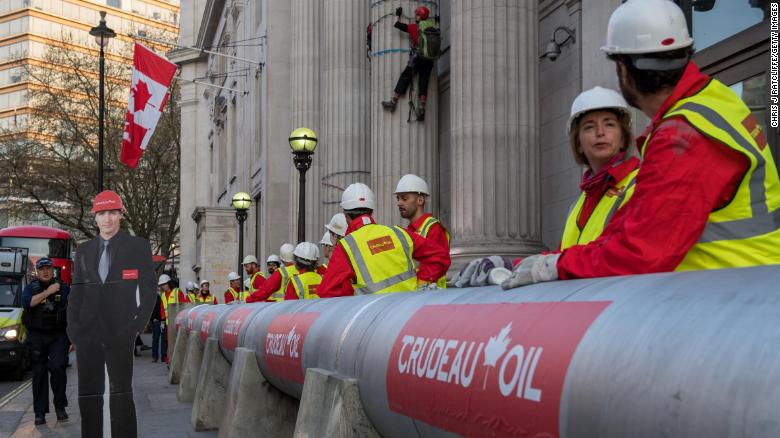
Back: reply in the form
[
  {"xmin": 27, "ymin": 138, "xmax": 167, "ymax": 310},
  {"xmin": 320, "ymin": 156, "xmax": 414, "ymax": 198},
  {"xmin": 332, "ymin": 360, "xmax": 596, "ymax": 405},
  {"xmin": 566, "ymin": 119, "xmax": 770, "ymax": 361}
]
[{"xmin": 171, "ymin": 0, "xmax": 774, "ymax": 291}]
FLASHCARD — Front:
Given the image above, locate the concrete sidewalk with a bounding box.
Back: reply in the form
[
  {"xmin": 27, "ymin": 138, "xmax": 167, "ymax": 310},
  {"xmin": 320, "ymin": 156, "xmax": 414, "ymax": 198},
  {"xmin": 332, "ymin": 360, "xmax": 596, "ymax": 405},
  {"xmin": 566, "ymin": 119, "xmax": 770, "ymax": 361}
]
[{"xmin": 0, "ymin": 334, "xmax": 216, "ymax": 437}]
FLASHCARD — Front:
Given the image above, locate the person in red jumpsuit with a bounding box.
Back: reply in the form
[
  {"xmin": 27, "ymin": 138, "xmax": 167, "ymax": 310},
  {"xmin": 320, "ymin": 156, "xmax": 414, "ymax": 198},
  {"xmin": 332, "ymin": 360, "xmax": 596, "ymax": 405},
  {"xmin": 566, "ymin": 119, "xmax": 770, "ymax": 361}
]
[{"xmin": 503, "ymin": 0, "xmax": 771, "ymax": 289}]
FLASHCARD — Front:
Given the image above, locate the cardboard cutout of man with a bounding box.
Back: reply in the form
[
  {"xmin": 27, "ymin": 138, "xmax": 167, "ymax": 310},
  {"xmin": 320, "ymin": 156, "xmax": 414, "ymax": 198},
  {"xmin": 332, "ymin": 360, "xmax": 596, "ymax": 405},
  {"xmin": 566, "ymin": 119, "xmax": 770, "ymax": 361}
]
[{"xmin": 67, "ymin": 190, "xmax": 157, "ymax": 438}]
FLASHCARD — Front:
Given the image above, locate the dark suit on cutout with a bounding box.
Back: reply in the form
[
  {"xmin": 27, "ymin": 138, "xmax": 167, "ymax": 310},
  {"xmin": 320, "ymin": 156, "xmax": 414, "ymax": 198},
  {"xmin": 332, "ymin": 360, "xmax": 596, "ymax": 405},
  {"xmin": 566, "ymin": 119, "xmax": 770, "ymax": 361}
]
[{"xmin": 67, "ymin": 231, "xmax": 156, "ymax": 438}]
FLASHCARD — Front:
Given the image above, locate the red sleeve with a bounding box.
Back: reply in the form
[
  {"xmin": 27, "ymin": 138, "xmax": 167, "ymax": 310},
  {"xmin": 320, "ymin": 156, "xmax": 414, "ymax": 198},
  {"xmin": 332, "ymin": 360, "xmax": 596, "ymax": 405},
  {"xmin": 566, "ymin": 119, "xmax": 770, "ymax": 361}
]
[
  {"xmin": 407, "ymin": 23, "xmax": 420, "ymax": 45},
  {"xmin": 409, "ymin": 232, "xmax": 451, "ymax": 282},
  {"xmin": 224, "ymin": 291, "xmax": 234, "ymax": 304},
  {"xmin": 252, "ymin": 274, "xmax": 265, "ymax": 290},
  {"xmin": 557, "ymin": 118, "xmax": 749, "ymax": 279},
  {"xmin": 317, "ymin": 245, "xmax": 357, "ymax": 298},
  {"xmin": 284, "ymin": 282, "xmax": 298, "ymax": 300},
  {"xmin": 247, "ymin": 271, "xmax": 280, "ymax": 303},
  {"xmin": 178, "ymin": 290, "xmax": 188, "ymax": 303},
  {"xmin": 426, "ymin": 223, "xmax": 450, "ymax": 253}
]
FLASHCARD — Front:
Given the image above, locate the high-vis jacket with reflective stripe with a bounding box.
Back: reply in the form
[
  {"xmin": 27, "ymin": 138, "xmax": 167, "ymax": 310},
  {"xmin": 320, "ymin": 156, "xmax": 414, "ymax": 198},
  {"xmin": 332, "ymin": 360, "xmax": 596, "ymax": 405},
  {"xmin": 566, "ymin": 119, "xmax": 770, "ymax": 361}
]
[
  {"xmin": 561, "ymin": 168, "xmax": 639, "ymax": 249},
  {"xmin": 197, "ymin": 293, "xmax": 217, "ymax": 304},
  {"xmin": 224, "ymin": 287, "xmax": 239, "ymax": 303},
  {"xmin": 339, "ymin": 224, "xmax": 418, "ymax": 294},
  {"xmin": 643, "ymin": 79, "xmax": 780, "ymax": 269},
  {"xmin": 415, "ymin": 216, "xmax": 450, "ymax": 288},
  {"xmin": 271, "ymin": 265, "xmax": 298, "ymax": 301},
  {"xmin": 160, "ymin": 287, "xmax": 183, "ymax": 319},
  {"xmin": 291, "ymin": 271, "xmax": 322, "ymax": 299}
]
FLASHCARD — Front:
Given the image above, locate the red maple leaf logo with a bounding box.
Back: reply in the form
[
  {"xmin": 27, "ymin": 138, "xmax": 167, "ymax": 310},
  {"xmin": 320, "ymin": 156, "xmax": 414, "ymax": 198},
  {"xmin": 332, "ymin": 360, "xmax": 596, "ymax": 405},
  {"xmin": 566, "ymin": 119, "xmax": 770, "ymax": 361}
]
[{"xmin": 131, "ymin": 79, "xmax": 153, "ymax": 112}]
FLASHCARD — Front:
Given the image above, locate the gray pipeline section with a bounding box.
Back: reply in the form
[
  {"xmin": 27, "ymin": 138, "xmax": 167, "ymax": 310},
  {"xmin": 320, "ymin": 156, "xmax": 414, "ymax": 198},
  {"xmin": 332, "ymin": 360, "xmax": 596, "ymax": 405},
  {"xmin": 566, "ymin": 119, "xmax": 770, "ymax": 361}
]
[{"xmin": 180, "ymin": 266, "xmax": 780, "ymax": 437}]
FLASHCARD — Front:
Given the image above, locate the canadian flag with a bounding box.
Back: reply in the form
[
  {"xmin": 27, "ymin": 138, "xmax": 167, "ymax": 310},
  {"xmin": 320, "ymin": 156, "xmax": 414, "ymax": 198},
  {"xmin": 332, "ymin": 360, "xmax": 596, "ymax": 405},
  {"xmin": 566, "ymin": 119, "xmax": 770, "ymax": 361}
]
[{"xmin": 120, "ymin": 43, "xmax": 177, "ymax": 168}]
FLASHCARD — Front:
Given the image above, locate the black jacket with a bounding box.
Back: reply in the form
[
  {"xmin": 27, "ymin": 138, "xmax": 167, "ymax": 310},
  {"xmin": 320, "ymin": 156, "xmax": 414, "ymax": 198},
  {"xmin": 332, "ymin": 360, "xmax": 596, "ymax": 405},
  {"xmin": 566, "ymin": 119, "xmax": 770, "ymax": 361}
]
[{"xmin": 67, "ymin": 231, "xmax": 157, "ymax": 344}]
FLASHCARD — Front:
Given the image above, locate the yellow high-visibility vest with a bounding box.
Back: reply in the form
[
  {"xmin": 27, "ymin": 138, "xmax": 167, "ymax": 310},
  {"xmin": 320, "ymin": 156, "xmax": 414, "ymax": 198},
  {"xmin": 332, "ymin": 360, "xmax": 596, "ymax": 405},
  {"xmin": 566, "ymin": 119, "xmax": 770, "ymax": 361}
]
[
  {"xmin": 225, "ymin": 287, "xmax": 239, "ymax": 302},
  {"xmin": 161, "ymin": 287, "xmax": 182, "ymax": 311},
  {"xmin": 270, "ymin": 265, "xmax": 297, "ymax": 302},
  {"xmin": 198, "ymin": 294, "xmax": 217, "ymax": 304},
  {"xmin": 160, "ymin": 287, "xmax": 183, "ymax": 320},
  {"xmin": 641, "ymin": 78, "xmax": 780, "ymax": 270},
  {"xmin": 560, "ymin": 168, "xmax": 639, "ymax": 249},
  {"xmin": 415, "ymin": 216, "xmax": 450, "ymax": 289},
  {"xmin": 187, "ymin": 292, "xmax": 198, "ymax": 303},
  {"xmin": 247, "ymin": 272, "xmax": 266, "ymax": 293},
  {"xmin": 339, "ymin": 224, "xmax": 418, "ymax": 295},
  {"xmin": 291, "ymin": 271, "xmax": 322, "ymax": 299}
]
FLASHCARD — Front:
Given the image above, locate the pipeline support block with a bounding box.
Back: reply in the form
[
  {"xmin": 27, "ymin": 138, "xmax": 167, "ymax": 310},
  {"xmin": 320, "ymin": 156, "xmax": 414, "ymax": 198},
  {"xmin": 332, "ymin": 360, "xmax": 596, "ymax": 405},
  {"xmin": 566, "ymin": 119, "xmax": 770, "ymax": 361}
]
[
  {"xmin": 294, "ymin": 368, "xmax": 380, "ymax": 438},
  {"xmin": 220, "ymin": 347, "xmax": 299, "ymax": 438},
  {"xmin": 192, "ymin": 337, "xmax": 230, "ymax": 431},
  {"xmin": 168, "ymin": 324, "xmax": 189, "ymax": 384},
  {"xmin": 177, "ymin": 330, "xmax": 204, "ymax": 402}
]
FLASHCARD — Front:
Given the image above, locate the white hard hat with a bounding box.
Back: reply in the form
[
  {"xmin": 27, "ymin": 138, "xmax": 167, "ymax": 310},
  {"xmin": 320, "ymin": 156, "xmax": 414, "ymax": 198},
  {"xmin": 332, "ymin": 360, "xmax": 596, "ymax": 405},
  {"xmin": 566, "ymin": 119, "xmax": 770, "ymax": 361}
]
[
  {"xmin": 228, "ymin": 271, "xmax": 241, "ymax": 281},
  {"xmin": 242, "ymin": 255, "xmax": 258, "ymax": 265},
  {"xmin": 185, "ymin": 281, "xmax": 195, "ymax": 290},
  {"xmin": 320, "ymin": 231, "xmax": 334, "ymax": 247},
  {"xmin": 340, "ymin": 183, "xmax": 376, "ymax": 211},
  {"xmin": 158, "ymin": 274, "xmax": 171, "ymax": 285},
  {"xmin": 324, "ymin": 213, "xmax": 348, "ymax": 237},
  {"xmin": 567, "ymin": 87, "xmax": 631, "ymax": 134},
  {"xmin": 601, "ymin": 0, "xmax": 693, "ymax": 55},
  {"xmin": 266, "ymin": 254, "xmax": 281, "ymax": 264},
  {"xmin": 199, "ymin": 279, "xmax": 209, "ymax": 287},
  {"xmin": 394, "ymin": 174, "xmax": 430, "ymax": 195},
  {"xmin": 293, "ymin": 242, "xmax": 320, "ymax": 262},
  {"xmin": 280, "ymin": 243, "xmax": 295, "ymax": 263}
]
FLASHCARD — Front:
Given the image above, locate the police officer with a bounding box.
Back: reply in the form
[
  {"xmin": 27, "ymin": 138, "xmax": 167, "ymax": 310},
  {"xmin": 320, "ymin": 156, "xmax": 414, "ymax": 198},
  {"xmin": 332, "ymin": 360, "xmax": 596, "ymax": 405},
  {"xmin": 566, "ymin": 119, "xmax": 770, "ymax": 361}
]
[{"xmin": 22, "ymin": 257, "xmax": 70, "ymax": 425}]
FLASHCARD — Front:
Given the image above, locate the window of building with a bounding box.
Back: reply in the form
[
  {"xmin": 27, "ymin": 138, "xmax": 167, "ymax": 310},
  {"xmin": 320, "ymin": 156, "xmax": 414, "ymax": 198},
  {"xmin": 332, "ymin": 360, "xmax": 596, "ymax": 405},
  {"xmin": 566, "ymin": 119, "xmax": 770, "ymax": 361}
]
[
  {"xmin": 679, "ymin": 0, "xmax": 777, "ymax": 160},
  {"xmin": 107, "ymin": 0, "xmax": 122, "ymax": 8}
]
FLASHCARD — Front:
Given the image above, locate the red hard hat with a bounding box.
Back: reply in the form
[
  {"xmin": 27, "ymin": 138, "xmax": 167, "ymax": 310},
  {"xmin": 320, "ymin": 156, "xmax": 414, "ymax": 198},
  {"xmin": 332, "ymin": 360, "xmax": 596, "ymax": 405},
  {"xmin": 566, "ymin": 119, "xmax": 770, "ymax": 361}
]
[
  {"xmin": 91, "ymin": 190, "xmax": 125, "ymax": 213},
  {"xmin": 415, "ymin": 6, "xmax": 430, "ymax": 20}
]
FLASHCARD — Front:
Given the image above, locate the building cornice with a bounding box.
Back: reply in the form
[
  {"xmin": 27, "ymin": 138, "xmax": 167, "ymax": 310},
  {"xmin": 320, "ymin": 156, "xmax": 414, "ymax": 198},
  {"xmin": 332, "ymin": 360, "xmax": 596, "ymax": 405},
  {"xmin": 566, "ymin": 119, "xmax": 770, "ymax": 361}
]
[
  {"xmin": 196, "ymin": 0, "xmax": 227, "ymax": 49},
  {"xmin": 167, "ymin": 46, "xmax": 206, "ymax": 65}
]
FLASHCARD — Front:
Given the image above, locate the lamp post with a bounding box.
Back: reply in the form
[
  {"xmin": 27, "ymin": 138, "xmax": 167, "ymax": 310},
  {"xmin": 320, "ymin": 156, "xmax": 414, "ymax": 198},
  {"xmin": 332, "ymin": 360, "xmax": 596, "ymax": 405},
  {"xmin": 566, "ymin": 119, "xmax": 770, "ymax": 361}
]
[
  {"xmin": 288, "ymin": 127, "xmax": 318, "ymax": 243},
  {"xmin": 231, "ymin": 192, "xmax": 252, "ymax": 289},
  {"xmin": 89, "ymin": 11, "xmax": 115, "ymax": 192}
]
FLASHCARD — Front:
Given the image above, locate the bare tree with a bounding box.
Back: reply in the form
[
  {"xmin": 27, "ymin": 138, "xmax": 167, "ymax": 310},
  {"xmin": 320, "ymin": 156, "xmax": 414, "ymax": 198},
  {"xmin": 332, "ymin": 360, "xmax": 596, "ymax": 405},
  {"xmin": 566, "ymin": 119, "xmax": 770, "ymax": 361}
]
[{"xmin": 0, "ymin": 35, "xmax": 180, "ymax": 258}]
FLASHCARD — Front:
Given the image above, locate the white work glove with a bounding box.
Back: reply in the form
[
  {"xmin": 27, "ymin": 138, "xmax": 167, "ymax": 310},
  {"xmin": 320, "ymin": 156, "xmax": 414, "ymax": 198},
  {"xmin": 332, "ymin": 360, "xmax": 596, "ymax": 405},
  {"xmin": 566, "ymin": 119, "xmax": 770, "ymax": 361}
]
[
  {"xmin": 501, "ymin": 254, "xmax": 561, "ymax": 290},
  {"xmin": 417, "ymin": 281, "xmax": 439, "ymax": 291}
]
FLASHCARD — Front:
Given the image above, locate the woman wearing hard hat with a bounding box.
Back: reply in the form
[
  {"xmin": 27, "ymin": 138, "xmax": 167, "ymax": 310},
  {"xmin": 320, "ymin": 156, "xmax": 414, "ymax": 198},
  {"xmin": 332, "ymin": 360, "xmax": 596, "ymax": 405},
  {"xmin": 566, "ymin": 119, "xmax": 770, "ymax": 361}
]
[
  {"xmin": 284, "ymin": 242, "xmax": 322, "ymax": 300},
  {"xmin": 560, "ymin": 86, "xmax": 638, "ymax": 250}
]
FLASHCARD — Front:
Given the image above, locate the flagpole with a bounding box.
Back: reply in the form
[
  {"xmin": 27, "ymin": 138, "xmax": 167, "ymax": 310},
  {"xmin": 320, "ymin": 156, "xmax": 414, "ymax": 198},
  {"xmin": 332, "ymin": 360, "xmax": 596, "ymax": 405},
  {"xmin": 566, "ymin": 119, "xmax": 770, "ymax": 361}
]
[
  {"xmin": 173, "ymin": 77, "xmax": 249, "ymax": 95},
  {"xmin": 129, "ymin": 33, "xmax": 264, "ymax": 66}
]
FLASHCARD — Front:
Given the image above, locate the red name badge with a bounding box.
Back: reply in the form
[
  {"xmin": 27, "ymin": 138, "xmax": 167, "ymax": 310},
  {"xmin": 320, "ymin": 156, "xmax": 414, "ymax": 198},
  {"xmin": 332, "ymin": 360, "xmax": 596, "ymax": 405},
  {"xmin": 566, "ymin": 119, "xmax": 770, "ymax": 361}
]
[{"xmin": 122, "ymin": 269, "xmax": 139, "ymax": 280}]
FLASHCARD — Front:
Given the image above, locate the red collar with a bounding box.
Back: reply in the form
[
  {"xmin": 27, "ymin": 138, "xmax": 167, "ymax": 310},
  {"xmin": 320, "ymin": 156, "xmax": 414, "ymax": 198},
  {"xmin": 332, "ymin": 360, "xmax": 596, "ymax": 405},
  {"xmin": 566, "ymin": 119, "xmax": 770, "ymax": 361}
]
[
  {"xmin": 345, "ymin": 214, "xmax": 376, "ymax": 235},
  {"xmin": 409, "ymin": 213, "xmax": 432, "ymax": 232},
  {"xmin": 637, "ymin": 62, "xmax": 710, "ymax": 147}
]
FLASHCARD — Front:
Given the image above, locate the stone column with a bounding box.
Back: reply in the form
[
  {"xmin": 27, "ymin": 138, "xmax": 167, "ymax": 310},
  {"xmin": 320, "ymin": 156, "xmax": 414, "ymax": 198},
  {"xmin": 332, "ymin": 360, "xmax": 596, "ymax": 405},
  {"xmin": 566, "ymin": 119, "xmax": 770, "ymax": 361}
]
[
  {"xmin": 370, "ymin": 0, "xmax": 437, "ymax": 225},
  {"xmin": 289, "ymin": 0, "xmax": 323, "ymax": 243},
  {"xmin": 192, "ymin": 207, "xmax": 238, "ymax": 295},
  {"xmin": 449, "ymin": 1, "xmax": 545, "ymax": 263},
  {"xmin": 320, "ymin": 0, "xmax": 372, "ymax": 226}
]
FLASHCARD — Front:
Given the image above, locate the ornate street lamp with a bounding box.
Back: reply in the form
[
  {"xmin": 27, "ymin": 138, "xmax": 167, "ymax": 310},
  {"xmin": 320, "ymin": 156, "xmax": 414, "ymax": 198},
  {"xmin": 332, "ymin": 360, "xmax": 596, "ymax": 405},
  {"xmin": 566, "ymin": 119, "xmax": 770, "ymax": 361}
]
[
  {"xmin": 231, "ymin": 192, "xmax": 252, "ymax": 288},
  {"xmin": 288, "ymin": 127, "xmax": 318, "ymax": 243},
  {"xmin": 90, "ymin": 11, "xmax": 115, "ymax": 192}
]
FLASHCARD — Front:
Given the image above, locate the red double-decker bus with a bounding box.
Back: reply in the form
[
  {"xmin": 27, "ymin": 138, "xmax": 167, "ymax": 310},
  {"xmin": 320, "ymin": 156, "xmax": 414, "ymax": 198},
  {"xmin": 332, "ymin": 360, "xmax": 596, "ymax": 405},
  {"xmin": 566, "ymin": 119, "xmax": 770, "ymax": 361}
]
[{"xmin": 0, "ymin": 226, "xmax": 74, "ymax": 284}]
